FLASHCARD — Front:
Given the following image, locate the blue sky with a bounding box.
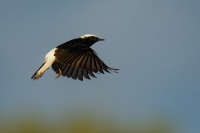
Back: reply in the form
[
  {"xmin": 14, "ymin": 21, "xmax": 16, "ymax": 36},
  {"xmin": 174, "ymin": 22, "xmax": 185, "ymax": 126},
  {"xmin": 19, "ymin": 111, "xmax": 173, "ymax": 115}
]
[{"xmin": 1, "ymin": 0, "xmax": 200, "ymax": 132}]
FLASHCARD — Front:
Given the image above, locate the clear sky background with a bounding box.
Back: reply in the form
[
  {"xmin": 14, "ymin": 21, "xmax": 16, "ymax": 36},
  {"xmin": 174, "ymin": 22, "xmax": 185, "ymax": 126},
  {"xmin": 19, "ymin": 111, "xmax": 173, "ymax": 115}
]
[{"xmin": 1, "ymin": 0, "xmax": 200, "ymax": 132}]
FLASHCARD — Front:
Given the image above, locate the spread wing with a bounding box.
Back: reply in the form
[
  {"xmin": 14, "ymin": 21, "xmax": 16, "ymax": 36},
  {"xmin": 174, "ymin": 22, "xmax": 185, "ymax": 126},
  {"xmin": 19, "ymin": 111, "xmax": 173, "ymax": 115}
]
[{"xmin": 52, "ymin": 44, "xmax": 118, "ymax": 81}]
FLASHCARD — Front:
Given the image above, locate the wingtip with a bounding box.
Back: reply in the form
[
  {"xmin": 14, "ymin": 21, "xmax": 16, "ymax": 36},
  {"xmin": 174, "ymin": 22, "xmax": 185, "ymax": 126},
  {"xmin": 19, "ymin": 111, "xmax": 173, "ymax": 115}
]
[{"xmin": 108, "ymin": 67, "xmax": 119, "ymax": 73}]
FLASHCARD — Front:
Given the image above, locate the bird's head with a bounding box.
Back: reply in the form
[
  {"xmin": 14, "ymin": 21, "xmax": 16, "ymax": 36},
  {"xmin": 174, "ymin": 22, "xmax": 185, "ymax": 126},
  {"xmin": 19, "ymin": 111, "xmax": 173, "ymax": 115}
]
[{"xmin": 80, "ymin": 34, "xmax": 105, "ymax": 46}]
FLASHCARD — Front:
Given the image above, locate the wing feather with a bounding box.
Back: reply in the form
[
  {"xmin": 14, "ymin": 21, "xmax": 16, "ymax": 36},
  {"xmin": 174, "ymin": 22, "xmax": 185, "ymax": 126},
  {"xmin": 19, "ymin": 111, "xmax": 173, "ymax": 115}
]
[
  {"xmin": 52, "ymin": 45, "xmax": 118, "ymax": 80},
  {"xmin": 76, "ymin": 55, "xmax": 85, "ymax": 68},
  {"xmin": 72, "ymin": 67, "xmax": 78, "ymax": 79},
  {"xmin": 83, "ymin": 70, "xmax": 90, "ymax": 80},
  {"xmin": 67, "ymin": 66, "xmax": 74, "ymax": 78},
  {"xmin": 86, "ymin": 55, "xmax": 92, "ymax": 70},
  {"xmin": 77, "ymin": 69, "xmax": 83, "ymax": 81},
  {"xmin": 62, "ymin": 65, "xmax": 70, "ymax": 76},
  {"xmin": 94, "ymin": 58, "xmax": 104, "ymax": 73},
  {"xmin": 79, "ymin": 54, "xmax": 88, "ymax": 69},
  {"xmin": 88, "ymin": 70, "xmax": 96, "ymax": 78},
  {"xmin": 100, "ymin": 62, "xmax": 110, "ymax": 73},
  {"xmin": 91, "ymin": 57, "xmax": 98, "ymax": 72}
]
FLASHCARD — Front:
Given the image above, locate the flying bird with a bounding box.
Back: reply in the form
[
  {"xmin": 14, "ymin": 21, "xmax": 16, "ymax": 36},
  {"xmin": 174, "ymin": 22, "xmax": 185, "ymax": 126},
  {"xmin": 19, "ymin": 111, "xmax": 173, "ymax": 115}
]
[{"xmin": 31, "ymin": 34, "xmax": 119, "ymax": 81}]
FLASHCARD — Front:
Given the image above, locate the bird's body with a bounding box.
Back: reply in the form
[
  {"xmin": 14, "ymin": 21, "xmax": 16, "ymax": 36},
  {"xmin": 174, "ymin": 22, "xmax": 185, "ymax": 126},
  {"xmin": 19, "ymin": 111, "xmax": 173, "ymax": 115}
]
[{"xmin": 31, "ymin": 34, "xmax": 119, "ymax": 81}]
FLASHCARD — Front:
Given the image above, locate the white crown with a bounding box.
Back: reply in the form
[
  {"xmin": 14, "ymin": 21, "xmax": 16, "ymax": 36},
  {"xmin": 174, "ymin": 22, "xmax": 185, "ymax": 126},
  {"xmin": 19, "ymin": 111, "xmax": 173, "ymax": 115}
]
[{"xmin": 80, "ymin": 34, "xmax": 96, "ymax": 38}]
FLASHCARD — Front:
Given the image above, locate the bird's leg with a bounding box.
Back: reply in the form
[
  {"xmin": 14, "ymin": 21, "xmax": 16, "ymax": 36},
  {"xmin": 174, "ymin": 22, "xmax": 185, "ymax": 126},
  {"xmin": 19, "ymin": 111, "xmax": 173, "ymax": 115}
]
[{"xmin": 55, "ymin": 68, "xmax": 62, "ymax": 79}]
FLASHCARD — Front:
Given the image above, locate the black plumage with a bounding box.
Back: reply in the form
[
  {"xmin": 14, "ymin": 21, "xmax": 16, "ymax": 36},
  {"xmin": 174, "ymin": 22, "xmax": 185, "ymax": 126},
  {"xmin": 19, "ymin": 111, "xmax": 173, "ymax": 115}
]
[{"xmin": 31, "ymin": 34, "xmax": 119, "ymax": 81}]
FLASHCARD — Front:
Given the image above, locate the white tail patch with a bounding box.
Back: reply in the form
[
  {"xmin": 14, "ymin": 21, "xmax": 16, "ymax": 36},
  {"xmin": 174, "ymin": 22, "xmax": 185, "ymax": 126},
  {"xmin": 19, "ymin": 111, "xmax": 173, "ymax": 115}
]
[{"xmin": 31, "ymin": 48, "xmax": 57, "ymax": 80}]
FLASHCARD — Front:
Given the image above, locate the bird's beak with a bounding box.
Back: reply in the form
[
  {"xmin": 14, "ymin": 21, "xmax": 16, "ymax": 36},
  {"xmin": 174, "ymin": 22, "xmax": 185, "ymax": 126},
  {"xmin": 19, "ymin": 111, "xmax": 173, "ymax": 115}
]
[{"xmin": 98, "ymin": 38, "xmax": 105, "ymax": 41}]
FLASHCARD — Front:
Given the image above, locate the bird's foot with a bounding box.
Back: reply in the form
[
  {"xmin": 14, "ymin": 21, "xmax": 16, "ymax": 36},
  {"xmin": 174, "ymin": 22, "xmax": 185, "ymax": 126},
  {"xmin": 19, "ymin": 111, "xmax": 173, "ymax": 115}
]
[{"xmin": 55, "ymin": 68, "xmax": 62, "ymax": 79}]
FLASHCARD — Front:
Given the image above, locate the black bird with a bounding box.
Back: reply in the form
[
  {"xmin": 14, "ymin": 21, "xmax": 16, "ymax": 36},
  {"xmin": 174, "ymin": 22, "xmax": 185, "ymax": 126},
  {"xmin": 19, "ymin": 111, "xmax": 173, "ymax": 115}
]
[{"xmin": 31, "ymin": 34, "xmax": 119, "ymax": 81}]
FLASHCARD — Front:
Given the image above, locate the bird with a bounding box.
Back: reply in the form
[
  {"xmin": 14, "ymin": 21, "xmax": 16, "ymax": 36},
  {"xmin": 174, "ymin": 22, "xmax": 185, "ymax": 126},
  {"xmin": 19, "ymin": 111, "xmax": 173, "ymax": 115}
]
[{"xmin": 31, "ymin": 34, "xmax": 119, "ymax": 81}]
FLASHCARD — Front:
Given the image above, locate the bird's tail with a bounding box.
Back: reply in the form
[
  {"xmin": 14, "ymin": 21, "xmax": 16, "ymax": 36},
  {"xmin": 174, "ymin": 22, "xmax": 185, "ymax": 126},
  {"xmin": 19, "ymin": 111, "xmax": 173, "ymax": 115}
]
[
  {"xmin": 31, "ymin": 62, "xmax": 47, "ymax": 80},
  {"xmin": 31, "ymin": 48, "xmax": 56, "ymax": 80}
]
